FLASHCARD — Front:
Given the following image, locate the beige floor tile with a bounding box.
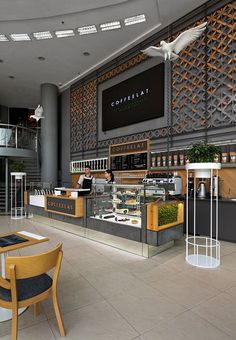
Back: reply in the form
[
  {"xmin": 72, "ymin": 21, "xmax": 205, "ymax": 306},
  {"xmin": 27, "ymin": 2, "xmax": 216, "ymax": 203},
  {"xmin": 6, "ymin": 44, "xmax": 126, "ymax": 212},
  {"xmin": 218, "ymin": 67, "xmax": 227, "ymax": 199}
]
[
  {"xmin": 1, "ymin": 215, "xmax": 236, "ymax": 340},
  {"xmin": 84, "ymin": 269, "xmax": 151, "ymax": 299},
  {"xmin": 42, "ymin": 276, "xmax": 104, "ymax": 318},
  {"xmin": 193, "ymin": 292, "xmax": 236, "ymax": 339},
  {"xmin": 183, "ymin": 265, "xmax": 236, "ymax": 291},
  {"xmin": 221, "ymin": 252, "xmax": 236, "ymax": 272},
  {"xmin": 225, "ymin": 284, "xmax": 236, "ymax": 297},
  {"xmin": 107, "ymin": 284, "xmax": 186, "ymax": 333},
  {"xmin": 0, "ymin": 306, "xmax": 47, "ymax": 337},
  {"xmin": 141, "ymin": 310, "xmax": 233, "ymax": 340},
  {"xmin": 49, "ymin": 300, "xmax": 138, "ymax": 340},
  {"xmin": 153, "ymin": 270, "xmax": 220, "ymax": 309},
  {"xmin": 17, "ymin": 320, "xmax": 56, "ymax": 340}
]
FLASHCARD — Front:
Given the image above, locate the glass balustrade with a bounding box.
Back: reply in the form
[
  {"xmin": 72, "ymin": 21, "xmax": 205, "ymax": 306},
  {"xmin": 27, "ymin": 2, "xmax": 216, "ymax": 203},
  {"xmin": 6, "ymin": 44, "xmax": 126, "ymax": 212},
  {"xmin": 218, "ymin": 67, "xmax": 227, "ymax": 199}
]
[{"xmin": 0, "ymin": 124, "xmax": 37, "ymax": 151}]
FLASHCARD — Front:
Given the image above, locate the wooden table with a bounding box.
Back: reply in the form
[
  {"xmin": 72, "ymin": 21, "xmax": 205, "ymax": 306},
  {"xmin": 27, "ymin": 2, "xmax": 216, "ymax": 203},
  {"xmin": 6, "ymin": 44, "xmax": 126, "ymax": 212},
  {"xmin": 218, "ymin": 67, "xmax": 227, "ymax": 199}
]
[{"xmin": 0, "ymin": 230, "xmax": 49, "ymax": 322}]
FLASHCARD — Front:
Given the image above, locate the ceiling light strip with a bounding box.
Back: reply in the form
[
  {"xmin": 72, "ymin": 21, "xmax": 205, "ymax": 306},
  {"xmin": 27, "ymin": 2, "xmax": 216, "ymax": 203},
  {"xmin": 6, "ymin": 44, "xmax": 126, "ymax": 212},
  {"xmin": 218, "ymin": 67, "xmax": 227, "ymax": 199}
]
[
  {"xmin": 55, "ymin": 30, "xmax": 75, "ymax": 38},
  {"xmin": 0, "ymin": 34, "xmax": 9, "ymax": 42},
  {"xmin": 124, "ymin": 14, "xmax": 146, "ymax": 26},
  {"xmin": 78, "ymin": 25, "xmax": 97, "ymax": 35},
  {"xmin": 33, "ymin": 31, "xmax": 53, "ymax": 40},
  {"xmin": 10, "ymin": 33, "xmax": 31, "ymax": 41},
  {"xmin": 100, "ymin": 21, "xmax": 121, "ymax": 31}
]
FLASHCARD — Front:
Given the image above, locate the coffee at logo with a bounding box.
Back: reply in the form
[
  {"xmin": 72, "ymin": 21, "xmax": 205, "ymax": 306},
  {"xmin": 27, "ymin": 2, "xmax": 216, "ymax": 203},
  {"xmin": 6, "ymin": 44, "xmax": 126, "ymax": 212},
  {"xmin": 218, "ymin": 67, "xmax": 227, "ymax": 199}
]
[{"xmin": 111, "ymin": 88, "xmax": 149, "ymax": 107}]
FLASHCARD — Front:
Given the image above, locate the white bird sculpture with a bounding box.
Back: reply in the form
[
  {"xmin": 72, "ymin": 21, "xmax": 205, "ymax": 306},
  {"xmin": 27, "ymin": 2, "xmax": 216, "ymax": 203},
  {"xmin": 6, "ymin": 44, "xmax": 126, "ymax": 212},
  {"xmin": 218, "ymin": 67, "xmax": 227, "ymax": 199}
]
[
  {"xmin": 141, "ymin": 22, "xmax": 207, "ymax": 61},
  {"xmin": 30, "ymin": 104, "xmax": 44, "ymax": 122}
]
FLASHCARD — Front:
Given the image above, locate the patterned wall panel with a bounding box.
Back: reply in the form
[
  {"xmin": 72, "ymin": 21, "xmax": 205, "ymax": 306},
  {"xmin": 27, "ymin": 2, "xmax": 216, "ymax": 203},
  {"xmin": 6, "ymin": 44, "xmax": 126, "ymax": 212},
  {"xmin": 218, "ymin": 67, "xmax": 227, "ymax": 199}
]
[
  {"xmin": 82, "ymin": 80, "xmax": 97, "ymax": 151},
  {"xmin": 206, "ymin": 2, "xmax": 236, "ymax": 128},
  {"xmin": 70, "ymin": 1, "xmax": 235, "ymax": 153},
  {"xmin": 70, "ymin": 86, "xmax": 83, "ymax": 153},
  {"xmin": 172, "ymin": 20, "xmax": 207, "ymax": 134},
  {"xmin": 70, "ymin": 80, "xmax": 97, "ymax": 152}
]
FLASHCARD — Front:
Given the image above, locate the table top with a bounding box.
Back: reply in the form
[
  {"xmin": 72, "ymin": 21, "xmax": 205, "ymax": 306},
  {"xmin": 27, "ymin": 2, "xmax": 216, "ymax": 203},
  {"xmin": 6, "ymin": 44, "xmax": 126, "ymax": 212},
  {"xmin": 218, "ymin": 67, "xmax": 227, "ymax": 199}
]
[{"xmin": 0, "ymin": 231, "xmax": 49, "ymax": 254}]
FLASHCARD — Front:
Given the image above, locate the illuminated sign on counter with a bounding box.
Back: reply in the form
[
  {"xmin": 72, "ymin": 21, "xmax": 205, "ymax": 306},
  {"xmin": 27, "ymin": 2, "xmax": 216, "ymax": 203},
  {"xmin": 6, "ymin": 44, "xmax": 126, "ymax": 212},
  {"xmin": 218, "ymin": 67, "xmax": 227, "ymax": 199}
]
[{"xmin": 46, "ymin": 196, "xmax": 75, "ymax": 215}]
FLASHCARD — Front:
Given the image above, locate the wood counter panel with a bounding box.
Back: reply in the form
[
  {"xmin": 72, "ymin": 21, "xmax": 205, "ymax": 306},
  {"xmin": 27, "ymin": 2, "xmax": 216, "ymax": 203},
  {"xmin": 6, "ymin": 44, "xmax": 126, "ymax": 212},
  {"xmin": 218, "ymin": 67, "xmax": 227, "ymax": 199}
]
[{"xmin": 45, "ymin": 195, "xmax": 84, "ymax": 217}]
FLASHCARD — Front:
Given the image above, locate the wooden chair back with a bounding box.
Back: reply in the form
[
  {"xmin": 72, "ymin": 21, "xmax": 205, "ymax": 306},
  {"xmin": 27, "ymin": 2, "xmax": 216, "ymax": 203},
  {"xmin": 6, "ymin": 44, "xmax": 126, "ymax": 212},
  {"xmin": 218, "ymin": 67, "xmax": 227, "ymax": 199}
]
[{"xmin": 5, "ymin": 243, "xmax": 62, "ymax": 280}]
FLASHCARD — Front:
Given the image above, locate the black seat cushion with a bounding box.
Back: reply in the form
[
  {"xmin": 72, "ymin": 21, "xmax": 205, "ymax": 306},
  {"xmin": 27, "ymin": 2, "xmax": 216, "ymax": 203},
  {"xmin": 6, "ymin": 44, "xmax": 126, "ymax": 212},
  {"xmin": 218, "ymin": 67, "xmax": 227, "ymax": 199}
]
[{"xmin": 0, "ymin": 274, "xmax": 52, "ymax": 302}]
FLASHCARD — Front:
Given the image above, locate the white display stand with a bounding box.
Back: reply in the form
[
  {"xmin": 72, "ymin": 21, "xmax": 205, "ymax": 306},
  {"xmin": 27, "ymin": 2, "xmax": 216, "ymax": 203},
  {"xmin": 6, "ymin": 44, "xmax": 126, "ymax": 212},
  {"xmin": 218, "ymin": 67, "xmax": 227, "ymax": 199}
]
[
  {"xmin": 185, "ymin": 163, "xmax": 221, "ymax": 268},
  {"xmin": 10, "ymin": 172, "xmax": 26, "ymax": 219}
]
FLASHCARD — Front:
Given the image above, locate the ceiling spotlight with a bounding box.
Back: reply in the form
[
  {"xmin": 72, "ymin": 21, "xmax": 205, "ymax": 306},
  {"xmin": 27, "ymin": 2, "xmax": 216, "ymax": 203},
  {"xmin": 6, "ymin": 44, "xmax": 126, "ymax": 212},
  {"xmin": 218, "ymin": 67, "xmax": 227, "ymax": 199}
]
[
  {"xmin": 58, "ymin": 82, "xmax": 63, "ymax": 86},
  {"xmin": 33, "ymin": 31, "xmax": 53, "ymax": 40},
  {"xmin": 9, "ymin": 76, "xmax": 15, "ymax": 79},
  {"xmin": 78, "ymin": 25, "xmax": 97, "ymax": 35},
  {"xmin": 83, "ymin": 52, "xmax": 90, "ymax": 56},
  {"xmin": 124, "ymin": 14, "xmax": 146, "ymax": 26},
  {"xmin": 0, "ymin": 34, "xmax": 9, "ymax": 42},
  {"xmin": 37, "ymin": 56, "xmax": 46, "ymax": 61},
  {"xmin": 10, "ymin": 33, "xmax": 31, "ymax": 41},
  {"xmin": 0, "ymin": 59, "xmax": 3, "ymax": 63},
  {"xmin": 100, "ymin": 21, "xmax": 121, "ymax": 31},
  {"xmin": 55, "ymin": 30, "xmax": 75, "ymax": 38}
]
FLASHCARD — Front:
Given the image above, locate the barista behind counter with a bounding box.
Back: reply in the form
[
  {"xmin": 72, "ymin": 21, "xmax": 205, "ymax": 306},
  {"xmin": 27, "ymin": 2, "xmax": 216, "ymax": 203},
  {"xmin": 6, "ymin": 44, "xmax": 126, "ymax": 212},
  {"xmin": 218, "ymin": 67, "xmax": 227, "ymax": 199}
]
[{"xmin": 76, "ymin": 165, "xmax": 95, "ymax": 192}]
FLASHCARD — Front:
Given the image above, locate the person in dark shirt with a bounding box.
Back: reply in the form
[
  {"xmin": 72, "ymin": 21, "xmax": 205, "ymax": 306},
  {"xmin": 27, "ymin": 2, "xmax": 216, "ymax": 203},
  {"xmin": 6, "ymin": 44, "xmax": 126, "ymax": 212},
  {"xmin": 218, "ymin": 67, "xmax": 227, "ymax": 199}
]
[{"xmin": 76, "ymin": 165, "xmax": 95, "ymax": 191}]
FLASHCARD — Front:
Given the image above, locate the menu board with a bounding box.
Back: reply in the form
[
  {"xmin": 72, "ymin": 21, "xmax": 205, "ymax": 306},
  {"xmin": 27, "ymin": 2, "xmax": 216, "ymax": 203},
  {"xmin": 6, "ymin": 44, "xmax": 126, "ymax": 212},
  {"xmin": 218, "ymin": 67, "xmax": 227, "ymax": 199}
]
[{"xmin": 111, "ymin": 152, "xmax": 148, "ymax": 171}]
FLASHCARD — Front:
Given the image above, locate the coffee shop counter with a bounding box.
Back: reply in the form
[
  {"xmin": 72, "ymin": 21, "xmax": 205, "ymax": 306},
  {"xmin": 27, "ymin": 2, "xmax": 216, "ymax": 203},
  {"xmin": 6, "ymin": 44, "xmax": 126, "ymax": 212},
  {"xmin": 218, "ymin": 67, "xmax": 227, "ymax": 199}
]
[
  {"xmin": 27, "ymin": 188, "xmax": 90, "ymax": 225},
  {"xmin": 185, "ymin": 197, "xmax": 236, "ymax": 242}
]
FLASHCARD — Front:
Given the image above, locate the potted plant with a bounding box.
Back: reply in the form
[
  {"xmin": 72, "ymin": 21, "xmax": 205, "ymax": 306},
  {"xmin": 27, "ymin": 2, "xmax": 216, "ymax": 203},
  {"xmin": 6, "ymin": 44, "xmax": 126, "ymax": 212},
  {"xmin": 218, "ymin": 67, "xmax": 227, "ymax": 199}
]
[
  {"xmin": 186, "ymin": 141, "xmax": 221, "ymax": 178},
  {"xmin": 10, "ymin": 161, "xmax": 26, "ymax": 179}
]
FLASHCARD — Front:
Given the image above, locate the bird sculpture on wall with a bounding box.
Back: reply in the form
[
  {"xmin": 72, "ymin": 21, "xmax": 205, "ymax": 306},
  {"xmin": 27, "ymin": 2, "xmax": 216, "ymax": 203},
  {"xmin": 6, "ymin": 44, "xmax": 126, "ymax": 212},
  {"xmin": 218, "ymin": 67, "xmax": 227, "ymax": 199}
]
[
  {"xmin": 30, "ymin": 104, "xmax": 44, "ymax": 121},
  {"xmin": 141, "ymin": 22, "xmax": 207, "ymax": 61}
]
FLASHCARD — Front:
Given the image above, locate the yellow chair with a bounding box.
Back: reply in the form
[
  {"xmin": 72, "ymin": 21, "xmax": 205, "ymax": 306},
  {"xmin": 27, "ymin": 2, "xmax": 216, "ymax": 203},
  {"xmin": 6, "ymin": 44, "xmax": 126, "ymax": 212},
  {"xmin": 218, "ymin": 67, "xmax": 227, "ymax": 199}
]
[{"xmin": 0, "ymin": 243, "xmax": 65, "ymax": 340}]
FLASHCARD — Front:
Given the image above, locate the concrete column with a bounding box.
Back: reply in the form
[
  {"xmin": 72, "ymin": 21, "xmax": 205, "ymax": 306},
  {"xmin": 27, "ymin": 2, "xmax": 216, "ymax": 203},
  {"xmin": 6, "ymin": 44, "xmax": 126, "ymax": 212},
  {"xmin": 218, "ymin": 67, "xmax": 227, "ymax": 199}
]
[{"xmin": 40, "ymin": 83, "xmax": 58, "ymax": 186}]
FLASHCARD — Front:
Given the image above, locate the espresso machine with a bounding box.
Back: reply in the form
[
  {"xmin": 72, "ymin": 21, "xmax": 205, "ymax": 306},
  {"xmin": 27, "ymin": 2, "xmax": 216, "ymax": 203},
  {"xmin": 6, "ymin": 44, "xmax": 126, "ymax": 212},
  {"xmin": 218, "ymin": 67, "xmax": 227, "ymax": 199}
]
[{"xmin": 197, "ymin": 180, "xmax": 206, "ymax": 198}]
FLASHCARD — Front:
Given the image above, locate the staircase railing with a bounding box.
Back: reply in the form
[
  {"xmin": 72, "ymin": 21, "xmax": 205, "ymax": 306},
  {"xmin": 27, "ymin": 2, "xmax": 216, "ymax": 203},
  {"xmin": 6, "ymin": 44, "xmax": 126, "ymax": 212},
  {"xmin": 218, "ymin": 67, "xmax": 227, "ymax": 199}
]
[{"xmin": 0, "ymin": 123, "xmax": 37, "ymax": 151}]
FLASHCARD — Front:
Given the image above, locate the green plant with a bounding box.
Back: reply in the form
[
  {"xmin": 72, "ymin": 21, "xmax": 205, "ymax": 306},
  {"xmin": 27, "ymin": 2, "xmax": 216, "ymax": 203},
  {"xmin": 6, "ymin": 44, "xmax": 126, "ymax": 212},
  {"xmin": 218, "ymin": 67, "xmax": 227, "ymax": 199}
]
[
  {"xmin": 186, "ymin": 141, "xmax": 221, "ymax": 163},
  {"xmin": 9, "ymin": 161, "xmax": 26, "ymax": 172},
  {"xmin": 158, "ymin": 203, "xmax": 178, "ymax": 226}
]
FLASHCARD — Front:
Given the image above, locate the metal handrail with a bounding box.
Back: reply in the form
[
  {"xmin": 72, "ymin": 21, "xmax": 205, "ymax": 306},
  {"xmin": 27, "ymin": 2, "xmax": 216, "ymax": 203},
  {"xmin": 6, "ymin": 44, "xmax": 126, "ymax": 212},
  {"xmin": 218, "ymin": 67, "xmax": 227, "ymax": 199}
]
[{"xmin": 0, "ymin": 124, "xmax": 37, "ymax": 151}]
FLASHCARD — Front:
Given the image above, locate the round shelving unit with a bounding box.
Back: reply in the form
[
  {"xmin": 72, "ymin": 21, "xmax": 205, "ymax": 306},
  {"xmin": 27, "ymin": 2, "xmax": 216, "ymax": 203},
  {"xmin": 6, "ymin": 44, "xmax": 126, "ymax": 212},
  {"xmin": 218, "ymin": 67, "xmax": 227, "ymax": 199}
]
[
  {"xmin": 185, "ymin": 163, "xmax": 221, "ymax": 268},
  {"xmin": 10, "ymin": 172, "xmax": 27, "ymax": 219}
]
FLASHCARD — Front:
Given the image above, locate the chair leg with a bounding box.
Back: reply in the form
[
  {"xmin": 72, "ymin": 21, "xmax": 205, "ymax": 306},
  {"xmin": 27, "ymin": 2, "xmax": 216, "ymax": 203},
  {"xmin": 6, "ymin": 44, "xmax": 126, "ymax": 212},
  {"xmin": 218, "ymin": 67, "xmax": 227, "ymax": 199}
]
[
  {"xmin": 33, "ymin": 302, "xmax": 40, "ymax": 317},
  {"xmin": 12, "ymin": 307, "xmax": 18, "ymax": 340},
  {"xmin": 52, "ymin": 292, "xmax": 65, "ymax": 336}
]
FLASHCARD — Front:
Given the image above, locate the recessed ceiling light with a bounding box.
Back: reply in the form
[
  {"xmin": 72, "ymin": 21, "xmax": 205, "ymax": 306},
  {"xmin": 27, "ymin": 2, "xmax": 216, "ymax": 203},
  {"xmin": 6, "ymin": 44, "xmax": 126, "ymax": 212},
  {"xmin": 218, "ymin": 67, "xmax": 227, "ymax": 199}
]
[
  {"xmin": 33, "ymin": 31, "xmax": 53, "ymax": 40},
  {"xmin": 100, "ymin": 21, "xmax": 121, "ymax": 31},
  {"xmin": 10, "ymin": 33, "xmax": 31, "ymax": 41},
  {"xmin": 77, "ymin": 25, "xmax": 97, "ymax": 35},
  {"xmin": 55, "ymin": 30, "xmax": 75, "ymax": 38},
  {"xmin": 124, "ymin": 14, "xmax": 146, "ymax": 26},
  {"xmin": 58, "ymin": 82, "xmax": 63, "ymax": 86},
  {"xmin": 0, "ymin": 34, "xmax": 9, "ymax": 42},
  {"xmin": 83, "ymin": 52, "xmax": 90, "ymax": 56},
  {"xmin": 0, "ymin": 59, "xmax": 3, "ymax": 63},
  {"xmin": 37, "ymin": 56, "xmax": 46, "ymax": 61},
  {"xmin": 9, "ymin": 75, "xmax": 15, "ymax": 79}
]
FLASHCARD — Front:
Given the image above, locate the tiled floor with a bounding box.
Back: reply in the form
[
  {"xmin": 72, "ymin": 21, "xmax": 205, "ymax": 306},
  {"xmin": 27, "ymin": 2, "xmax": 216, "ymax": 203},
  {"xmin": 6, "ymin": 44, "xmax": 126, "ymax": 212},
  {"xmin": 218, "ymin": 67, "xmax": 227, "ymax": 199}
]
[{"xmin": 1, "ymin": 215, "xmax": 236, "ymax": 339}]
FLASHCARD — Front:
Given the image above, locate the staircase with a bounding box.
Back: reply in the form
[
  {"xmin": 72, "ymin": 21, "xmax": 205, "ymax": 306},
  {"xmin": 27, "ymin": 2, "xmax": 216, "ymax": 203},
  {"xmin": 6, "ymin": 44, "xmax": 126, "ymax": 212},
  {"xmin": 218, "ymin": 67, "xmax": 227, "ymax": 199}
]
[
  {"xmin": 24, "ymin": 158, "xmax": 41, "ymax": 185},
  {"xmin": 0, "ymin": 186, "xmax": 6, "ymax": 213}
]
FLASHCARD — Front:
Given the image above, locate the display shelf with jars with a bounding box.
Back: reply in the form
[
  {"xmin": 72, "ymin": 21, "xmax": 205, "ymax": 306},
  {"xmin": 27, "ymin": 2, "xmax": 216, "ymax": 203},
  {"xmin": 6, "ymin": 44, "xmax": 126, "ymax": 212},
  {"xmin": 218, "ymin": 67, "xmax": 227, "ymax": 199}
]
[{"xmin": 150, "ymin": 144, "xmax": 236, "ymax": 171}]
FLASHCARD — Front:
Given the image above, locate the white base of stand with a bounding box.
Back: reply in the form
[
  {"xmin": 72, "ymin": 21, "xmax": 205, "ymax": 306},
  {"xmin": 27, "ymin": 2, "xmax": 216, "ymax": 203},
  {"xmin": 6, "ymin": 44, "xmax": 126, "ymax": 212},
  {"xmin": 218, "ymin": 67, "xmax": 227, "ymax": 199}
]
[
  {"xmin": 186, "ymin": 254, "xmax": 220, "ymax": 269},
  {"xmin": 0, "ymin": 307, "xmax": 27, "ymax": 322}
]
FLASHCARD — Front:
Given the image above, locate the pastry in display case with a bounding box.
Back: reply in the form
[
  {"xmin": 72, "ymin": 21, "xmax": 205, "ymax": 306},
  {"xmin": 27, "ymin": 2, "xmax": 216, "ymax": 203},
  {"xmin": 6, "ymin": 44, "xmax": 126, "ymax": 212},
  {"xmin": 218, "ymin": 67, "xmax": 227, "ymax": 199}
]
[{"xmin": 90, "ymin": 184, "xmax": 163, "ymax": 228}]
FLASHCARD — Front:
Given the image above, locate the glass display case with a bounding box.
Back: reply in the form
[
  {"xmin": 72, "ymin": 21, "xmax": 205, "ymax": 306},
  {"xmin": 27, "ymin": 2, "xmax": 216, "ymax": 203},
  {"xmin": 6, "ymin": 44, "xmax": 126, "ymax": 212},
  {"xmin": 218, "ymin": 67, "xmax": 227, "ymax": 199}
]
[{"xmin": 89, "ymin": 184, "xmax": 165, "ymax": 228}]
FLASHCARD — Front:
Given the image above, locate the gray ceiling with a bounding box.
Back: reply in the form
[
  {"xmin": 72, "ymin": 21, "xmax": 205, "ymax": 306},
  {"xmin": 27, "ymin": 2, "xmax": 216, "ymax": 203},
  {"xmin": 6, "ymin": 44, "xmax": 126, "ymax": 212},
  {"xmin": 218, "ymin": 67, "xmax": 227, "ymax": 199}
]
[{"xmin": 0, "ymin": 0, "xmax": 208, "ymax": 108}]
